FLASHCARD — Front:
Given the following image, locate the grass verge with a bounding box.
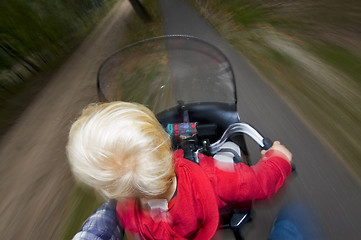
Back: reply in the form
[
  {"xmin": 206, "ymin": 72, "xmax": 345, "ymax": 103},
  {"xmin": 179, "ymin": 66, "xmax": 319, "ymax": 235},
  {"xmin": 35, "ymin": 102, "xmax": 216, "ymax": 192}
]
[{"xmin": 60, "ymin": 187, "xmax": 104, "ymax": 240}]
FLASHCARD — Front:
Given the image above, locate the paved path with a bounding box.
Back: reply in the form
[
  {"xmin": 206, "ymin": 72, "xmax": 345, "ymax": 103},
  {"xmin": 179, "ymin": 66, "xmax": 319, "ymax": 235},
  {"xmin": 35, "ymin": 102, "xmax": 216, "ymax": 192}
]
[{"xmin": 159, "ymin": 0, "xmax": 361, "ymax": 239}]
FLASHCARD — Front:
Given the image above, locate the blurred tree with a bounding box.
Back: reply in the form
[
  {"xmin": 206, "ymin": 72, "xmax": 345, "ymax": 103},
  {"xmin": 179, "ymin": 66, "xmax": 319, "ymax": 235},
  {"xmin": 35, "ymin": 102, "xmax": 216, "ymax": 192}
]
[
  {"xmin": 0, "ymin": 0, "xmax": 110, "ymax": 92},
  {"xmin": 129, "ymin": 0, "xmax": 152, "ymax": 22}
]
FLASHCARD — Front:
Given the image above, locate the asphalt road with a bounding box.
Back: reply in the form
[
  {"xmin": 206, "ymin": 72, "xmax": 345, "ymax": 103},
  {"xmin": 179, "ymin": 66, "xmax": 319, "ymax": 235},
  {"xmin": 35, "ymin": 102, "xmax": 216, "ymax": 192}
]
[{"xmin": 158, "ymin": 0, "xmax": 361, "ymax": 239}]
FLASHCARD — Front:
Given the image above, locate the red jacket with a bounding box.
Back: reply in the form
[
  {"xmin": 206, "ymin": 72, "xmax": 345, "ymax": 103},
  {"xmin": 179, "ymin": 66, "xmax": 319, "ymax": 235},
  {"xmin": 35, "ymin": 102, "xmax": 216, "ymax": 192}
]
[{"xmin": 117, "ymin": 149, "xmax": 291, "ymax": 240}]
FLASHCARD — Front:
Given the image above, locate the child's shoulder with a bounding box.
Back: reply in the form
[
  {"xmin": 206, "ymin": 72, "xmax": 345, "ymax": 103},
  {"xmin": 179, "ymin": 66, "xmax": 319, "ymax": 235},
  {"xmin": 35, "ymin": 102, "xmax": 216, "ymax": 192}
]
[{"xmin": 173, "ymin": 149, "xmax": 201, "ymax": 168}]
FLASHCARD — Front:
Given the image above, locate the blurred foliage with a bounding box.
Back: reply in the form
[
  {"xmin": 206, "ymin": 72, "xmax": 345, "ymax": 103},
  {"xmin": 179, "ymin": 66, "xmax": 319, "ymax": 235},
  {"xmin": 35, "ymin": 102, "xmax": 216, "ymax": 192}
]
[
  {"xmin": 189, "ymin": 0, "xmax": 361, "ymax": 177},
  {"xmin": 0, "ymin": 0, "xmax": 112, "ymax": 93},
  {"xmin": 0, "ymin": 0, "xmax": 115, "ymax": 138}
]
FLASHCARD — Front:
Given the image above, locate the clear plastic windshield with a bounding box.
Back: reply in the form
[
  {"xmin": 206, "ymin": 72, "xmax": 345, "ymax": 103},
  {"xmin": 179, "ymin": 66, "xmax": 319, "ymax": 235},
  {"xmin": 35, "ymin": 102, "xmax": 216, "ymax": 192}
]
[{"xmin": 97, "ymin": 35, "xmax": 236, "ymax": 114}]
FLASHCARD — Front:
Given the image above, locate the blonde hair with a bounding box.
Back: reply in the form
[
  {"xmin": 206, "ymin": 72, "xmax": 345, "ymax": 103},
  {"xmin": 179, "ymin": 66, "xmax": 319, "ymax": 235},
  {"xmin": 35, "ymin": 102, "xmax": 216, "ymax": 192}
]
[{"xmin": 66, "ymin": 101, "xmax": 174, "ymax": 200}]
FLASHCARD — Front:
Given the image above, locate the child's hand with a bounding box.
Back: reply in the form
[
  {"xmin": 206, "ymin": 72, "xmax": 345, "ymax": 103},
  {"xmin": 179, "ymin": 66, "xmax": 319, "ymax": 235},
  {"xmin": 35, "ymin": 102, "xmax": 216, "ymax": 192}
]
[{"xmin": 261, "ymin": 141, "xmax": 292, "ymax": 163}]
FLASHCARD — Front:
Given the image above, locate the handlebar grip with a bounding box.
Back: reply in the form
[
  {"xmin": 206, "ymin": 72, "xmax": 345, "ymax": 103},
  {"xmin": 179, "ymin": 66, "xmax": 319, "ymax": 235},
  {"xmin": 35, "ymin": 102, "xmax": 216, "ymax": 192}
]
[
  {"xmin": 262, "ymin": 138, "xmax": 273, "ymax": 150},
  {"xmin": 262, "ymin": 138, "xmax": 296, "ymax": 172},
  {"xmin": 291, "ymin": 162, "xmax": 296, "ymax": 172}
]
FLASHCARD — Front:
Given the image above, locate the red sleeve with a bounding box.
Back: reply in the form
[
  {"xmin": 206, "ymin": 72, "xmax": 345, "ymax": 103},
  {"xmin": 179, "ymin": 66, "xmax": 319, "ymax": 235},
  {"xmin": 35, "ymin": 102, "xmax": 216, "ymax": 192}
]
[{"xmin": 199, "ymin": 150, "xmax": 292, "ymax": 204}]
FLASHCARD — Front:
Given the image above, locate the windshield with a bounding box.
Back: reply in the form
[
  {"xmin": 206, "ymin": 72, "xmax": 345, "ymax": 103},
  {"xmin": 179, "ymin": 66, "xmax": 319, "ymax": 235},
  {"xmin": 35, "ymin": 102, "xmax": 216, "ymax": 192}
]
[{"xmin": 97, "ymin": 35, "xmax": 236, "ymax": 114}]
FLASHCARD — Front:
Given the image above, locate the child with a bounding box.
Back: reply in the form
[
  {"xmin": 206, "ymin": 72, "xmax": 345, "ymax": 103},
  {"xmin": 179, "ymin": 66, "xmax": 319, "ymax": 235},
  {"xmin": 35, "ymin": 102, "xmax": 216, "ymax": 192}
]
[{"xmin": 67, "ymin": 101, "xmax": 292, "ymax": 240}]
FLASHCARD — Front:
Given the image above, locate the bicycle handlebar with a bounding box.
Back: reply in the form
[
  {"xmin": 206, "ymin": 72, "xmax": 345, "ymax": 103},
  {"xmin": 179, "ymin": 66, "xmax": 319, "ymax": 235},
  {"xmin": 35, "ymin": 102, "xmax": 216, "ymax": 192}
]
[{"xmin": 207, "ymin": 123, "xmax": 270, "ymax": 155}]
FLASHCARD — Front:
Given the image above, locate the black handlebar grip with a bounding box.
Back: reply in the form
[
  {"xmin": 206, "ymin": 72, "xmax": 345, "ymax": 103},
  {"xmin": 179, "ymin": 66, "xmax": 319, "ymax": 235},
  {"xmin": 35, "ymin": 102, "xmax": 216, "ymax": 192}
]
[
  {"xmin": 291, "ymin": 162, "xmax": 296, "ymax": 172},
  {"xmin": 262, "ymin": 138, "xmax": 273, "ymax": 150}
]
